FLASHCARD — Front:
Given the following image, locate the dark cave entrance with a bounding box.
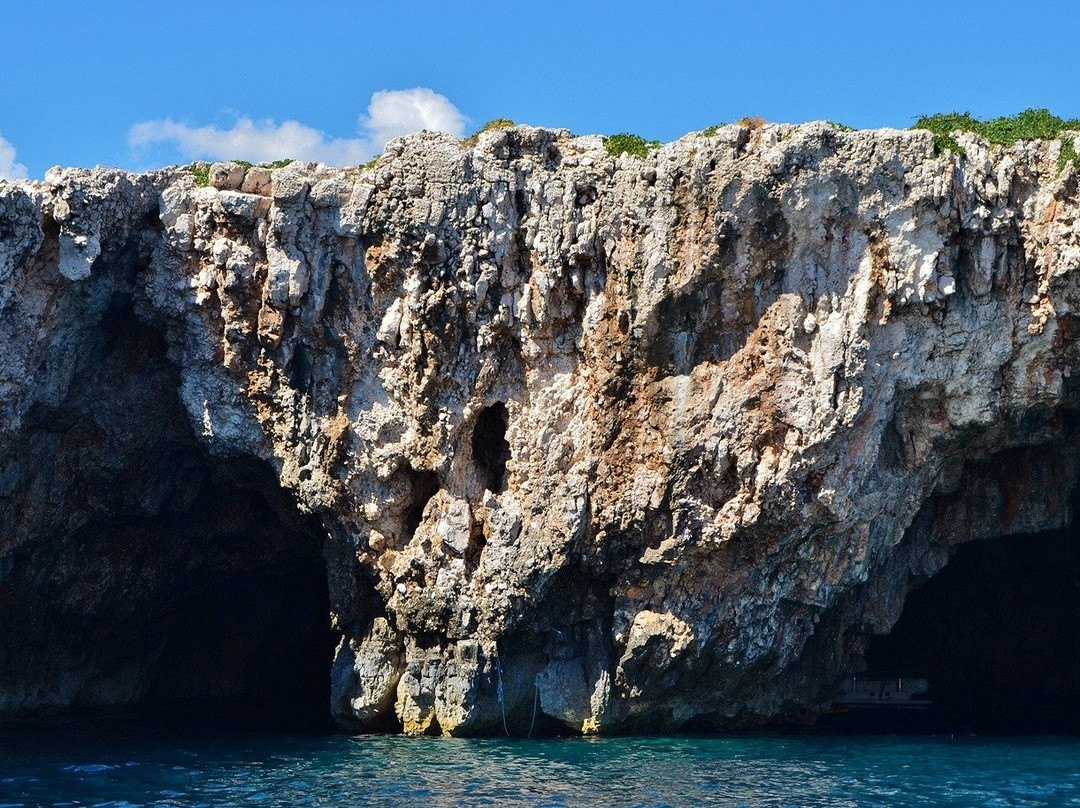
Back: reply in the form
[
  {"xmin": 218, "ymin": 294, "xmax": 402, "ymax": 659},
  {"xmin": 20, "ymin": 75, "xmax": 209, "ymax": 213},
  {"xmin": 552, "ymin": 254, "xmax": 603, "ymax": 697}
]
[
  {"xmin": 472, "ymin": 403, "xmax": 510, "ymax": 494},
  {"xmin": 862, "ymin": 515, "xmax": 1080, "ymax": 734},
  {"xmin": 0, "ymin": 291, "xmax": 338, "ymax": 732},
  {"xmin": 136, "ymin": 461, "xmax": 337, "ymax": 732}
]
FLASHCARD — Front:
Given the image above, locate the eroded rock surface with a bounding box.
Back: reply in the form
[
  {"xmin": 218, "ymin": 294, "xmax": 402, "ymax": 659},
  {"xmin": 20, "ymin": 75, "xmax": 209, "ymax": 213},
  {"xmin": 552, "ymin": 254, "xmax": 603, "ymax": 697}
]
[{"xmin": 2, "ymin": 123, "xmax": 1080, "ymax": 733}]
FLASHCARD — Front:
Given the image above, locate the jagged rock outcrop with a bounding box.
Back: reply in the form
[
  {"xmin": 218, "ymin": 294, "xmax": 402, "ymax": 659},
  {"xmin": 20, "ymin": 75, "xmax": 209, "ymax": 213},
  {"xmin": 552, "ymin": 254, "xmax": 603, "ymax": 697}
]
[{"xmin": 2, "ymin": 122, "xmax": 1080, "ymax": 734}]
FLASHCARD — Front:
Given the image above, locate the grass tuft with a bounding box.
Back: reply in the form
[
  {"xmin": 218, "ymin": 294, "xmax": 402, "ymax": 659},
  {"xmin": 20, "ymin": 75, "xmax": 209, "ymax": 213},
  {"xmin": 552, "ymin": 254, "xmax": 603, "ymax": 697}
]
[
  {"xmin": 827, "ymin": 121, "xmax": 855, "ymax": 132},
  {"xmin": 264, "ymin": 159, "xmax": 294, "ymax": 169},
  {"xmin": 735, "ymin": 116, "xmax": 767, "ymax": 130},
  {"xmin": 604, "ymin": 133, "xmax": 662, "ymax": 159},
  {"xmin": 479, "ymin": 118, "xmax": 515, "ymax": 133},
  {"xmin": 702, "ymin": 125, "xmax": 721, "ymax": 137},
  {"xmin": 463, "ymin": 119, "xmax": 516, "ymax": 146}
]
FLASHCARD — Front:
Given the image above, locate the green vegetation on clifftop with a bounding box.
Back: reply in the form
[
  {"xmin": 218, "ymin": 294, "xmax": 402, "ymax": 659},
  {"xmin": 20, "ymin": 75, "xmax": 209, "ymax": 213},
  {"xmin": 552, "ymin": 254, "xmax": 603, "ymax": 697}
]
[
  {"xmin": 604, "ymin": 133, "xmax": 661, "ymax": 159},
  {"xmin": 189, "ymin": 164, "xmax": 210, "ymax": 187},
  {"xmin": 463, "ymin": 119, "xmax": 516, "ymax": 146},
  {"xmin": 913, "ymin": 108, "xmax": 1080, "ymax": 168}
]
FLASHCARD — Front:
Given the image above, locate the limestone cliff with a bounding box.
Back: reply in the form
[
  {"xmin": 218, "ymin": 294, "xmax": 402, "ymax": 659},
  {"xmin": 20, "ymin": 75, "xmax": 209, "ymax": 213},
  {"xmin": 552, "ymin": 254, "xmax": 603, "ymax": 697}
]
[{"xmin": 2, "ymin": 122, "xmax": 1080, "ymax": 734}]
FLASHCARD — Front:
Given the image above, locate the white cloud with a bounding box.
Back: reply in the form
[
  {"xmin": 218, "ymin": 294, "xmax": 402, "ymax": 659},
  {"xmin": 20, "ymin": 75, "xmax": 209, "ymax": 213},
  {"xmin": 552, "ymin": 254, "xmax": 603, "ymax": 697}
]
[
  {"xmin": 128, "ymin": 88, "xmax": 468, "ymax": 167},
  {"xmin": 359, "ymin": 88, "xmax": 469, "ymax": 148},
  {"xmin": 0, "ymin": 134, "xmax": 28, "ymax": 181},
  {"xmin": 128, "ymin": 117, "xmax": 373, "ymax": 166}
]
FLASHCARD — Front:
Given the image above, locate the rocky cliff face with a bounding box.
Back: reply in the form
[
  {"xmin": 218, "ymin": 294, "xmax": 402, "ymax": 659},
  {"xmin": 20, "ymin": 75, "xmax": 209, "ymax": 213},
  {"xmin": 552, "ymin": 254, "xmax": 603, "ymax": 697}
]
[{"xmin": 2, "ymin": 122, "xmax": 1080, "ymax": 734}]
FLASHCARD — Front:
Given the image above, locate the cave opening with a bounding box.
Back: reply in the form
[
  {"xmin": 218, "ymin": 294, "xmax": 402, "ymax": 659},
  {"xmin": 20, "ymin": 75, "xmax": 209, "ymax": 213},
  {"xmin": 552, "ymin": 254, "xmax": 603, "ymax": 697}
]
[
  {"xmin": 137, "ymin": 460, "xmax": 337, "ymax": 733},
  {"xmin": 472, "ymin": 403, "xmax": 511, "ymax": 494},
  {"xmin": 0, "ymin": 291, "xmax": 339, "ymax": 733},
  {"xmin": 862, "ymin": 514, "xmax": 1080, "ymax": 734}
]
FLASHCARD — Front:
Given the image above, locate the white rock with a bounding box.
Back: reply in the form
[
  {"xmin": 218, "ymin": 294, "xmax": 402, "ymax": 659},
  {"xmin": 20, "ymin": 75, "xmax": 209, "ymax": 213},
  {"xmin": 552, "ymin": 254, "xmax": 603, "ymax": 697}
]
[{"xmin": 209, "ymin": 162, "xmax": 246, "ymax": 191}]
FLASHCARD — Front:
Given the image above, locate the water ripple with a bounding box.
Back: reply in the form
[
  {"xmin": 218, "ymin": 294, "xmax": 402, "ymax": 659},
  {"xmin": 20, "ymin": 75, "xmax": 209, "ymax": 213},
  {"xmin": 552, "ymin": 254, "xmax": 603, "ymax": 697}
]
[{"xmin": 0, "ymin": 725, "xmax": 1078, "ymax": 807}]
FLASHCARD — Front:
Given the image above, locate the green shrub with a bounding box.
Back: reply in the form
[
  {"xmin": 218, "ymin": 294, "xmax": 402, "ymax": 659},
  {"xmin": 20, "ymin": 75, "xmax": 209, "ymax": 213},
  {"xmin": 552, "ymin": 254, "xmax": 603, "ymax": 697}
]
[
  {"xmin": 926, "ymin": 131, "xmax": 968, "ymax": 158},
  {"xmin": 912, "ymin": 108, "xmax": 1080, "ymax": 160},
  {"xmin": 264, "ymin": 159, "xmax": 294, "ymax": 169},
  {"xmin": 702, "ymin": 124, "xmax": 721, "ymax": 137},
  {"xmin": 604, "ymin": 132, "xmax": 661, "ymax": 158},
  {"xmin": 232, "ymin": 159, "xmax": 254, "ymax": 168},
  {"xmin": 189, "ymin": 164, "xmax": 210, "ymax": 186},
  {"xmin": 1059, "ymin": 137, "xmax": 1079, "ymax": 173},
  {"xmin": 827, "ymin": 121, "xmax": 855, "ymax": 132}
]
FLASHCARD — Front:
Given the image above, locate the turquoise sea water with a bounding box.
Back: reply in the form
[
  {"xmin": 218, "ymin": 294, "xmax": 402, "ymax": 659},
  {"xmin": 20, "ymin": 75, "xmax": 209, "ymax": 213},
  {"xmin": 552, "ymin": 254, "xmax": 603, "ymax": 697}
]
[{"xmin": 1, "ymin": 721, "xmax": 1078, "ymax": 807}]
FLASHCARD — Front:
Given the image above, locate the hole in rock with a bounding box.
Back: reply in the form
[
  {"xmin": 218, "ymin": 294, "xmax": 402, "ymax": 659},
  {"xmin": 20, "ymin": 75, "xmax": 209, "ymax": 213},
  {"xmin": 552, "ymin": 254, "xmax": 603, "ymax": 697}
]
[
  {"xmin": 0, "ymin": 296, "xmax": 339, "ymax": 732},
  {"xmin": 403, "ymin": 465, "xmax": 439, "ymax": 540},
  {"xmin": 472, "ymin": 403, "xmax": 511, "ymax": 494},
  {"xmin": 863, "ymin": 521, "xmax": 1080, "ymax": 733}
]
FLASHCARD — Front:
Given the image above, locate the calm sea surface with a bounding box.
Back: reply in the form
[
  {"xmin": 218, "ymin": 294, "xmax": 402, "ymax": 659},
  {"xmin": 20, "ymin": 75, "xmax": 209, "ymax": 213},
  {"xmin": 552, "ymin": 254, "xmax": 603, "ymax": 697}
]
[{"xmin": 1, "ymin": 720, "xmax": 1078, "ymax": 807}]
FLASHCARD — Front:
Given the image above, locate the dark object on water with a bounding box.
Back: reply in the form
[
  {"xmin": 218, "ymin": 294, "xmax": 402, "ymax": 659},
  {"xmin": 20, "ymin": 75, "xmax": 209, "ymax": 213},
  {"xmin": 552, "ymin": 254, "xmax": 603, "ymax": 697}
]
[
  {"xmin": 817, "ymin": 674, "xmax": 935, "ymax": 733},
  {"xmin": 827, "ymin": 675, "xmax": 932, "ymax": 713}
]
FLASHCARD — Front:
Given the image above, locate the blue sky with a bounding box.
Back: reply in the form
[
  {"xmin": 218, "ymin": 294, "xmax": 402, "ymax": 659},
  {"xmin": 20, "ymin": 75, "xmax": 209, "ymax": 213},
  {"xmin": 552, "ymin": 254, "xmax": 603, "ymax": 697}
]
[{"xmin": 3, "ymin": 0, "xmax": 1079, "ymax": 179}]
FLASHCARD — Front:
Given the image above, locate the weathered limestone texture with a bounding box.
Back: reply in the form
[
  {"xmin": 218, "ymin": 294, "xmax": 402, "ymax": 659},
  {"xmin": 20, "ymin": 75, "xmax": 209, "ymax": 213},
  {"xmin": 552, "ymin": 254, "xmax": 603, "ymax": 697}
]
[{"xmin": 2, "ymin": 122, "xmax": 1080, "ymax": 733}]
